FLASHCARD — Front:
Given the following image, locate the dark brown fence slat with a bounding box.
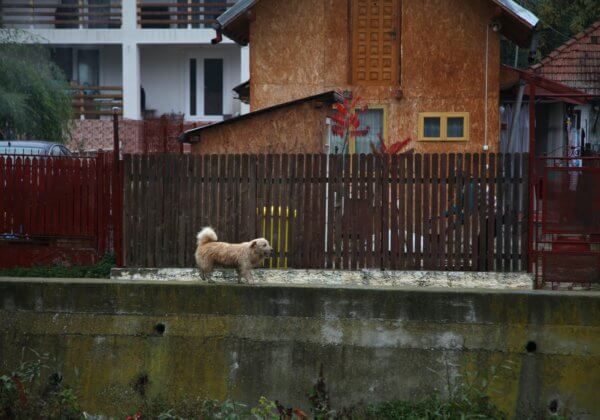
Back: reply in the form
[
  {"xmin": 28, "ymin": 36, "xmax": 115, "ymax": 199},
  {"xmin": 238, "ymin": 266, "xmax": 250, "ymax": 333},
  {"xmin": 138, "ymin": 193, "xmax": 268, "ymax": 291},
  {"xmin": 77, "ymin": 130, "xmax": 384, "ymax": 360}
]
[
  {"xmin": 209, "ymin": 155, "xmax": 219, "ymax": 245},
  {"xmin": 389, "ymin": 154, "xmax": 399, "ymax": 270},
  {"xmin": 271, "ymin": 154, "xmax": 282, "ymax": 268},
  {"xmin": 495, "ymin": 154, "xmax": 504, "ymax": 271},
  {"xmin": 326, "ymin": 155, "xmax": 336, "ymax": 269},
  {"xmin": 312, "ymin": 154, "xmax": 323, "ymax": 269},
  {"xmin": 512, "ymin": 154, "xmax": 522, "ymax": 271},
  {"xmin": 486, "ymin": 154, "xmax": 496, "ymax": 271},
  {"xmin": 380, "ymin": 155, "xmax": 389, "ymax": 269},
  {"xmin": 470, "ymin": 154, "xmax": 479, "ymax": 271},
  {"xmin": 495, "ymin": 154, "xmax": 511, "ymax": 271},
  {"xmin": 405, "ymin": 154, "xmax": 414, "ymax": 268},
  {"xmin": 520, "ymin": 154, "xmax": 529, "ymax": 272},
  {"xmin": 414, "ymin": 154, "xmax": 422, "ymax": 269},
  {"xmin": 462, "ymin": 154, "xmax": 471, "ymax": 271},
  {"xmin": 422, "ymin": 154, "xmax": 431, "ymax": 269},
  {"xmin": 446, "ymin": 154, "xmax": 455, "ymax": 271},
  {"xmin": 477, "ymin": 154, "xmax": 487, "ymax": 270},
  {"xmin": 248, "ymin": 154, "xmax": 258, "ymax": 240},
  {"xmin": 454, "ymin": 154, "xmax": 464, "ymax": 270},
  {"xmin": 280, "ymin": 154, "xmax": 290, "ymax": 267},
  {"xmin": 291, "ymin": 154, "xmax": 303, "ymax": 267},
  {"xmin": 397, "ymin": 155, "xmax": 406, "ymax": 269}
]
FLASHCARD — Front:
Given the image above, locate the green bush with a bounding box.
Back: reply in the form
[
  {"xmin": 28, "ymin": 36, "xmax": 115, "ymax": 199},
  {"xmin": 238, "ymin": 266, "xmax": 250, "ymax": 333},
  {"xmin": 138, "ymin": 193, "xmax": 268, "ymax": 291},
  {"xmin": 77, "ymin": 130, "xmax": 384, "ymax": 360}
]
[
  {"xmin": 0, "ymin": 253, "xmax": 115, "ymax": 279},
  {"xmin": 0, "ymin": 350, "xmax": 82, "ymax": 419}
]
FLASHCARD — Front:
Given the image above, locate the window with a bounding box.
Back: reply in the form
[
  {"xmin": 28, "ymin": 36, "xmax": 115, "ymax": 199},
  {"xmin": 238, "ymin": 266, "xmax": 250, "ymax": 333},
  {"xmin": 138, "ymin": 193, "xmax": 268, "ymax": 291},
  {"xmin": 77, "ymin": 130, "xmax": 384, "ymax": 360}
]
[
  {"xmin": 329, "ymin": 108, "xmax": 385, "ymax": 154},
  {"xmin": 189, "ymin": 59, "xmax": 197, "ymax": 116},
  {"xmin": 88, "ymin": 0, "xmax": 112, "ymax": 28},
  {"xmin": 354, "ymin": 109, "xmax": 384, "ymax": 154},
  {"xmin": 77, "ymin": 49, "xmax": 99, "ymax": 86},
  {"xmin": 204, "ymin": 59, "xmax": 223, "ymax": 116},
  {"xmin": 51, "ymin": 47, "xmax": 73, "ymax": 81},
  {"xmin": 418, "ymin": 113, "xmax": 469, "ymax": 141}
]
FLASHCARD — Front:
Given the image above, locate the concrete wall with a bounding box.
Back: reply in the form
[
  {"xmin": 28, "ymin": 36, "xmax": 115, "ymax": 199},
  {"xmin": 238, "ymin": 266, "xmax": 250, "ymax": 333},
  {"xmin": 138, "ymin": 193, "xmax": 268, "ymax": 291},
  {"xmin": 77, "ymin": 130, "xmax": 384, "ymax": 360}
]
[
  {"xmin": 247, "ymin": 0, "xmax": 501, "ymax": 154},
  {"xmin": 1, "ymin": 279, "xmax": 598, "ymax": 418}
]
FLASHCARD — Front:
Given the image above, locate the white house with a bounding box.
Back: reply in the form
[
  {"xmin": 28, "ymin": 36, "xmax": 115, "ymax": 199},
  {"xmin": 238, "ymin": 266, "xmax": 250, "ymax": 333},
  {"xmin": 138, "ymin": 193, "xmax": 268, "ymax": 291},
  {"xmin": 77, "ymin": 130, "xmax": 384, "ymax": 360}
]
[{"xmin": 2, "ymin": 0, "xmax": 249, "ymax": 143}]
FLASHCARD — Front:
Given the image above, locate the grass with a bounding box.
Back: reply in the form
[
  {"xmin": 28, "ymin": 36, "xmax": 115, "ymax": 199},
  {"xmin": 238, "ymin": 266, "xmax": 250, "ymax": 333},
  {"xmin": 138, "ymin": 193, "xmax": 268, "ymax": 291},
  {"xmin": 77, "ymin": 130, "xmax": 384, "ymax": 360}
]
[{"xmin": 0, "ymin": 253, "xmax": 115, "ymax": 279}]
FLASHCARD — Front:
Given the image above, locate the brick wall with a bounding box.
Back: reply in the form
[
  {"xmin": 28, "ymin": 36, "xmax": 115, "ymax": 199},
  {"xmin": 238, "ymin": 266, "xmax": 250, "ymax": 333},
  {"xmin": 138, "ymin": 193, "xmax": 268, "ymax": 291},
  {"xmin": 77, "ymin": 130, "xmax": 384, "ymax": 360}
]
[{"xmin": 67, "ymin": 117, "xmax": 202, "ymax": 154}]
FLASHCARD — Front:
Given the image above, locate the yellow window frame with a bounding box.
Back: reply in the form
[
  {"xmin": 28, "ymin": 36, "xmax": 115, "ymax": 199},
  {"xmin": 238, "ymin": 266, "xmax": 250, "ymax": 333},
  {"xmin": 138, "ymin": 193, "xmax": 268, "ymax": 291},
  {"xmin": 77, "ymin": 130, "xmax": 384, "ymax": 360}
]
[{"xmin": 418, "ymin": 112, "xmax": 469, "ymax": 142}]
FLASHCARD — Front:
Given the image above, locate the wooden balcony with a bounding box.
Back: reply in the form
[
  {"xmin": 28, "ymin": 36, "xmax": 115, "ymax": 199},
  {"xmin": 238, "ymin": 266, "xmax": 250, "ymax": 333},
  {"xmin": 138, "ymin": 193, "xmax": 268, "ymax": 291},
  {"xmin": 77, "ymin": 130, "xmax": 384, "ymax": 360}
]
[
  {"xmin": 71, "ymin": 85, "xmax": 123, "ymax": 118},
  {"xmin": 137, "ymin": 1, "xmax": 234, "ymax": 28},
  {"xmin": 0, "ymin": 1, "xmax": 122, "ymax": 29}
]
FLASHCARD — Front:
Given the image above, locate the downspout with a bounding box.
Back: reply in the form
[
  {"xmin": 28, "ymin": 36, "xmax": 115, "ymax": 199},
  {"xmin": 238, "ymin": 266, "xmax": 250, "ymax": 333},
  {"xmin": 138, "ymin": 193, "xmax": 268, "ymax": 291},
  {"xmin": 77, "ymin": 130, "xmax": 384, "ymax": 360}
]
[
  {"xmin": 211, "ymin": 24, "xmax": 223, "ymax": 44},
  {"xmin": 484, "ymin": 24, "xmax": 490, "ymax": 151},
  {"xmin": 507, "ymin": 31, "xmax": 539, "ymax": 153},
  {"xmin": 506, "ymin": 81, "xmax": 526, "ymax": 152},
  {"xmin": 525, "ymin": 30, "xmax": 540, "ymax": 275},
  {"xmin": 528, "ymin": 82, "xmax": 536, "ymax": 274}
]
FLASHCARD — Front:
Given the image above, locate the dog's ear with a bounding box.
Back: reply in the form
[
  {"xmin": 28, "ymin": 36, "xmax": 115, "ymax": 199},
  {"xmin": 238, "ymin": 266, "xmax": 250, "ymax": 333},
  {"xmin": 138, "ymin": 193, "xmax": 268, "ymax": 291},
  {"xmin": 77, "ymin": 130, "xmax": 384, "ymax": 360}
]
[{"xmin": 250, "ymin": 240, "xmax": 257, "ymax": 248}]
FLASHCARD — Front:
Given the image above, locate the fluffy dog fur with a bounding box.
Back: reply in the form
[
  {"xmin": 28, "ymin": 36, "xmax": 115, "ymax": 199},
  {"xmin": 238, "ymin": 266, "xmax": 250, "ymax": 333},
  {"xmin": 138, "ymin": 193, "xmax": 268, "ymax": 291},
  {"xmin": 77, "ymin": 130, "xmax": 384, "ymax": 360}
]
[{"xmin": 194, "ymin": 227, "xmax": 273, "ymax": 283}]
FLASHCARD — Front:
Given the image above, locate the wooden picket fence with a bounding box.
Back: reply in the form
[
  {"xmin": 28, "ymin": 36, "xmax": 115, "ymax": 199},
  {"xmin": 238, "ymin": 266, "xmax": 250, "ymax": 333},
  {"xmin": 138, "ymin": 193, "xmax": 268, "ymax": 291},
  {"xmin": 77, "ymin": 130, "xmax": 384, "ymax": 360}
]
[
  {"xmin": 123, "ymin": 153, "xmax": 529, "ymax": 271},
  {"xmin": 0, "ymin": 153, "xmax": 119, "ymax": 268}
]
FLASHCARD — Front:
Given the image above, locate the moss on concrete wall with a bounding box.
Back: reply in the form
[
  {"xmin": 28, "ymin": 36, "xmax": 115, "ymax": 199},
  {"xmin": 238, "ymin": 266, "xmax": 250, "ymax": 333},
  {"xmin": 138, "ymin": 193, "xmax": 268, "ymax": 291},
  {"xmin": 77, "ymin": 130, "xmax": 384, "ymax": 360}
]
[{"xmin": 0, "ymin": 278, "xmax": 598, "ymax": 417}]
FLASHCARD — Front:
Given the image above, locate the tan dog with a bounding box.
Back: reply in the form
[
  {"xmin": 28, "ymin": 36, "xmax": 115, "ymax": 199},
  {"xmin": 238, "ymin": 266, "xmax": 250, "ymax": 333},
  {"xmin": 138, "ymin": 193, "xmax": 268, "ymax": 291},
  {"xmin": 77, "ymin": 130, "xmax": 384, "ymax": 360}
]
[{"xmin": 194, "ymin": 227, "xmax": 273, "ymax": 283}]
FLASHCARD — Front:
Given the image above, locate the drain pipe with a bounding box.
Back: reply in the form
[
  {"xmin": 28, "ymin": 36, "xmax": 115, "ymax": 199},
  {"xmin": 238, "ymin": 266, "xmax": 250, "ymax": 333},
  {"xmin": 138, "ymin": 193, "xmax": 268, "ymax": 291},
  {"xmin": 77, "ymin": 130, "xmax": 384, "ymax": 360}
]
[
  {"xmin": 508, "ymin": 31, "xmax": 540, "ymax": 153},
  {"xmin": 211, "ymin": 24, "xmax": 223, "ymax": 44},
  {"xmin": 507, "ymin": 80, "xmax": 526, "ymax": 153}
]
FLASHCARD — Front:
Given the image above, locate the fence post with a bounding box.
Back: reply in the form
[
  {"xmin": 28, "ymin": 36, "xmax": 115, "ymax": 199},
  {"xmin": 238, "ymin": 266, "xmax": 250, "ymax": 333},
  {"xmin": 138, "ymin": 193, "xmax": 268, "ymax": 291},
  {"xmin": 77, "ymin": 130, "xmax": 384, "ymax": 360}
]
[
  {"xmin": 113, "ymin": 108, "xmax": 124, "ymax": 266},
  {"xmin": 527, "ymin": 83, "xmax": 536, "ymax": 273}
]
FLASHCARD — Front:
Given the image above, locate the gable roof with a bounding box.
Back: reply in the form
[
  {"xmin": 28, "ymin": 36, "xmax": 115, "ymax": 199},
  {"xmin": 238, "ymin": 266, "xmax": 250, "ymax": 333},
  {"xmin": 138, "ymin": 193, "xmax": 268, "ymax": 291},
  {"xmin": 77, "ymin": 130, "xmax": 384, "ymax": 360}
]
[
  {"xmin": 217, "ymin": 0, "xmax": 539, "ymax": 46},
  {"xmin": 531, "ymin": 20, "xmax": 600, "ymax": 96}
]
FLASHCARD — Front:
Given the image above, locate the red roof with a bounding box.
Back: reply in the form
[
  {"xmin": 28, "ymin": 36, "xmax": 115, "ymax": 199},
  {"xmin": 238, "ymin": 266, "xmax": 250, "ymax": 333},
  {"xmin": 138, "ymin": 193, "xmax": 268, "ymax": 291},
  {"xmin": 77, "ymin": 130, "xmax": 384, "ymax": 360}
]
[{"xmin": 531, "ymin": 20, "xmax": 600, "ymax": 96}]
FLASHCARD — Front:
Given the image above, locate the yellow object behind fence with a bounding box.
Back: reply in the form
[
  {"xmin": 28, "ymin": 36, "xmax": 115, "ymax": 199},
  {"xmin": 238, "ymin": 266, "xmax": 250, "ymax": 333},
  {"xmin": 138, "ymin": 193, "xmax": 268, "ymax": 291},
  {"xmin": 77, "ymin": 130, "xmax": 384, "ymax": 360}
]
[{"xmin": 258, "ymin": 206, "xmax": 297, "ymax": 269}]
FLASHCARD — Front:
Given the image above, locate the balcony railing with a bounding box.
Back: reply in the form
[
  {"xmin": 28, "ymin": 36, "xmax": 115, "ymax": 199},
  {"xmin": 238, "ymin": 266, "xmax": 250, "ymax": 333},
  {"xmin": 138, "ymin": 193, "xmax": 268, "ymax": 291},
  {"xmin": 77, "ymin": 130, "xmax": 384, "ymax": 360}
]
[
  {"xmin": 71, "ymin": 85, "xmax": 123, "ymax": 118},
  {"xmin": 137, "ymin": 1, "xmax": 234, "ymax": 29},
  {"xmin": 0, "ymin": 1, "xmax": 122, "ymax": 29}
]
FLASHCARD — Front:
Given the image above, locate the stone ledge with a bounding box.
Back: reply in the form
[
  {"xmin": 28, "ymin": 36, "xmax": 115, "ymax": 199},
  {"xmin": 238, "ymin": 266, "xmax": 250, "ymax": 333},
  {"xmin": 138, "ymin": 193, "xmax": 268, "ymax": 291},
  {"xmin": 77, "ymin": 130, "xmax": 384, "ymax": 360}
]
[{"xmin": 111, "ymin": 267, "xmax": 533, "ymax": 290}]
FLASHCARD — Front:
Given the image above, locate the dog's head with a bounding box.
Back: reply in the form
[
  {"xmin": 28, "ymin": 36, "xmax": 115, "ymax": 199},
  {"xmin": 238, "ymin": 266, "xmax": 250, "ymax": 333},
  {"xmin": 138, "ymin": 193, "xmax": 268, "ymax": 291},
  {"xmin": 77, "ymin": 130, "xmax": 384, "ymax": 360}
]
[{"xmin": 250, "ymin": 238, "xmax": 273, "ymax": 258}]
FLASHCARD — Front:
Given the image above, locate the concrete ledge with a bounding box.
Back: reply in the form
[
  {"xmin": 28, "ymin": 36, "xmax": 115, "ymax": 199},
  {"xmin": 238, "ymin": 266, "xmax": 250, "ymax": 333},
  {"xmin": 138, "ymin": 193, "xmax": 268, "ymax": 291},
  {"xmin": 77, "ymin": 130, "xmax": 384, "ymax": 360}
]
[{"xmin": 111, "ymin": 267, "xmax": 533, "ymax": 290}]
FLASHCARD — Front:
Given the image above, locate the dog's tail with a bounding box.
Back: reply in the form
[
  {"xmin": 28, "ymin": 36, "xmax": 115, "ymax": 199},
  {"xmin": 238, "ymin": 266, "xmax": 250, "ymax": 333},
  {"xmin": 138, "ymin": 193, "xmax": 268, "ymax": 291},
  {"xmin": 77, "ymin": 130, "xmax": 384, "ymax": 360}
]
[{"xmin": 197, "ymin": 227, "xmax": 218, "ymax": 246}]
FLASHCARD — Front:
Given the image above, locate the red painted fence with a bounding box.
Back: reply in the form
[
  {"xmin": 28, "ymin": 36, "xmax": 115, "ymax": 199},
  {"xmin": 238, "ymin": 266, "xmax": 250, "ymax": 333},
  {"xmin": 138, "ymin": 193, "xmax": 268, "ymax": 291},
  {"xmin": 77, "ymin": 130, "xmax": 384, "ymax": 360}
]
[{"xmin": 0, "ymin": 153, "xmax": 121, "ymax": 268}]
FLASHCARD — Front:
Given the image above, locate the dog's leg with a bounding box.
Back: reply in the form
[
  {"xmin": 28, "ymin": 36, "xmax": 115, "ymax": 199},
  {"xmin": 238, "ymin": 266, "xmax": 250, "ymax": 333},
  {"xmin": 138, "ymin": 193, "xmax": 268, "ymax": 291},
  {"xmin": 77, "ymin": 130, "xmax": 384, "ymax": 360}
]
[
  {"xmin": 200, "ymin": 267, "xmax": 214, "ymax": 283},
  {"xmin": 239, "ymin": 264, "xmax": 253, "ymax": 284},
  {"xmin": 236, "ymin": 268, "xmax": 244, "ymax": 284}
]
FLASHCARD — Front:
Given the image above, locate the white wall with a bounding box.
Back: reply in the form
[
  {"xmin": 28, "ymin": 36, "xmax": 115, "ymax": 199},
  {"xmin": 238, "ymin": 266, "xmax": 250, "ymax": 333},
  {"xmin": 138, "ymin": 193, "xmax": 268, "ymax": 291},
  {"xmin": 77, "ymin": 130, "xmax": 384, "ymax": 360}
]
[{"xmin": 140, "ymin": 44, "xmax": 241, "ymax": 120}]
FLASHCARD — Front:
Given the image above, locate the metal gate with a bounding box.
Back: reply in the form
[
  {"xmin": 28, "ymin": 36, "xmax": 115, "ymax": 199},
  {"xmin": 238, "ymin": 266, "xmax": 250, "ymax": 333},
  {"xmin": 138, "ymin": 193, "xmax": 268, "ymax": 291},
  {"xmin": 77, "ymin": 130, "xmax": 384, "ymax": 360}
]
[{"xmin": 532, "ymin": 157, "xmax": 600, "ymax": 289}]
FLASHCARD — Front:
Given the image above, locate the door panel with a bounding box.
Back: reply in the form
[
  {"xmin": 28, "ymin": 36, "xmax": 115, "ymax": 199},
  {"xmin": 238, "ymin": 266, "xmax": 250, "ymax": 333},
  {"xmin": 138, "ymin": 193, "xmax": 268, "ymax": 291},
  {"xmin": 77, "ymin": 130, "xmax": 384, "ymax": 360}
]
[
  {"xmin": 204, "ymin": 58, "xmax": 223, "ymax": 116},
  {"xmin": 352, "ymin": 0, "xmax": 400, "ymax": 85}
]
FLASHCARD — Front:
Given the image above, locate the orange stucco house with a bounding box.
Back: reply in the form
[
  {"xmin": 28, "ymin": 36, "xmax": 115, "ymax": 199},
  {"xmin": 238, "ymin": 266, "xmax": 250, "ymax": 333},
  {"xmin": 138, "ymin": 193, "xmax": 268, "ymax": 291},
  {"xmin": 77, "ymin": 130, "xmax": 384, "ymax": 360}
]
[{"xmin": 180, "ymin": 0, "xmax": 539, "ymax": 155}]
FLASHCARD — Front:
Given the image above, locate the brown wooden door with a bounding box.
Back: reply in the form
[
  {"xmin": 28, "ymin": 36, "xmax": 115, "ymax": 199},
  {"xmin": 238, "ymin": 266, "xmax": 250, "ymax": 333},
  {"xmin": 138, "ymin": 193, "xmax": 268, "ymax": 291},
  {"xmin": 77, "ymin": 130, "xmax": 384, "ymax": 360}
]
[{"xmin": 351, "ymin": 0, "xmax": 400, "ymax": 85}]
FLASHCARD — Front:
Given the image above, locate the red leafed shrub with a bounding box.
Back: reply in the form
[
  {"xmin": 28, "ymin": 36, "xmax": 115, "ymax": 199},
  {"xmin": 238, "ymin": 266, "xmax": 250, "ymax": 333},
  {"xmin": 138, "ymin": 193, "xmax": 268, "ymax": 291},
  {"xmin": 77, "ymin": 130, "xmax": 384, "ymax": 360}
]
[
  {"xmin": 330, "ymin": 91, "xmax": 370, "ymax": 153},
  {"xmin": 370, "ymin": 133, "xmax": 413, "ymax": 156}
]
